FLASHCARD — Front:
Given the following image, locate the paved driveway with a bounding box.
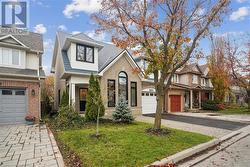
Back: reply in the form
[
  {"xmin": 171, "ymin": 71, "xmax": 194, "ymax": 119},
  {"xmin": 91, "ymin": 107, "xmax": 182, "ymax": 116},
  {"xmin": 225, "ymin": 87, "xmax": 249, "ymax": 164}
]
[
  {"xmin": 144, "ymin": 113, "xmax": 248, "ymax": 130},
  {"xmin": 0, "ymin": 124, "xmax": 63, "ymax": 167}
]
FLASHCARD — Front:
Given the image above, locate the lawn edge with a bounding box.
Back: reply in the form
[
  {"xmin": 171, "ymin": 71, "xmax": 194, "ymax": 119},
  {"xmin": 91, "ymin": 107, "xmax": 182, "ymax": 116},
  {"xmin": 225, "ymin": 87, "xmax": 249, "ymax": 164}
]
[{"xmin": 149, "ymin": 125, "xmax": 250, "ymax": 166}]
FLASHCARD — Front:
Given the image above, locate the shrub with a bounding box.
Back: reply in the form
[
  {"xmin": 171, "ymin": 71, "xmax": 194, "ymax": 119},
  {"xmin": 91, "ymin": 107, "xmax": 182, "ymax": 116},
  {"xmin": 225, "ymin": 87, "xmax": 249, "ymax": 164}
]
[
  {"xmin": 60, "ymin": 90, "xmax": 69, "ymax": 107},
  {"xmin": 53, "ymin": 105, "xmax": 85, "ymax": 130},
  {"xmin": 202, "ymin": 100, "xmax": 225, "ymax": 111},
  {"xmin": 202, "ymin": 100, "xmax": 219, "ymax": 111},
  {"xmin": 85, "ymin": 74, "xmax": 105, "ymax": 121},
  {"xmin": 113, "ymin": 96, "xmax": 134, "ymax": 123}
]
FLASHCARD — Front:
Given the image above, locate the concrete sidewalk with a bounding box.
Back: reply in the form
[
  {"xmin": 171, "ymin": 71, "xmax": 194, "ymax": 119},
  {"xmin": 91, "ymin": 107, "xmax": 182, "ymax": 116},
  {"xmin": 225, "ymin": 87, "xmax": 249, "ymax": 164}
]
[{"xmin": 136, "ymin": 116, "xmax": 231, "ymax": 138}]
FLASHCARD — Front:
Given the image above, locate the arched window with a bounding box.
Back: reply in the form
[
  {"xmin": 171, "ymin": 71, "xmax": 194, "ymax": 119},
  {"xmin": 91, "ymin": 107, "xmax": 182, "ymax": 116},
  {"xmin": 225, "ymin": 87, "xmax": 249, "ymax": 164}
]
[{"xmin": 118, "ymin": 71, "xmax": 128, "ymax": 100}]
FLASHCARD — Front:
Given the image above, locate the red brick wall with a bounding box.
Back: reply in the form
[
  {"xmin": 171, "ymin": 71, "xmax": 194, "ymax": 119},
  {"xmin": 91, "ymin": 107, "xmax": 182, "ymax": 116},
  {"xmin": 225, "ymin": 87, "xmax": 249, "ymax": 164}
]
[{"xmin": 0, "ymin": 80, "xmax": 40, "ymax": 119}]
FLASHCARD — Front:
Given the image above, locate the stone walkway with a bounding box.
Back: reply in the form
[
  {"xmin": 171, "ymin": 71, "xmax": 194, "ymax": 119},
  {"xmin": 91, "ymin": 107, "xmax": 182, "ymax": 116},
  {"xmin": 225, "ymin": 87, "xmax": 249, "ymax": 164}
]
[{"xmin": 0, "ymin": 124, "xmax": 64, "ymax": 167}]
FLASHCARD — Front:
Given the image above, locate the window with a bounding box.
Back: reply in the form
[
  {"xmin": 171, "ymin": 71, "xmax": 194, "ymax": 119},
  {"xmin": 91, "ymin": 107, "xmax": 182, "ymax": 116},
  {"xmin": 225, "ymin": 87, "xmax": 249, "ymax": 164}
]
[
  {"xmin": 171, "ymin": 74, "xmax": 179, "ymax": 83},
  {"xmin": 15, "ymin": 90, "xmax": 25, "ymax": 95},
  {"xmin": 76, "ymin": 44, "xmax": 94, "ymax": 63},
  {"xmin": 0, "ymin": 48, "xmax": 20, "ymax": 66},
  {"xmin": 108, "ymin": 80, "xmax": 116, "ymax": 107},
  {"xmin": 118, "ymin": 71, "xmax": 128, "ymax": 100},
  {"xmin": 192, "ymin": 75, "xmax": 198, "ymax": 84},
  {"xmin": 131, "ymin": 82, "xmax": 137, "ymax": 107},
  {"xmin": 12, "ymin": 50, "xmax": 19, "ymax": 65},
  {"xmin": 2, "ymin": 89, "xmax": 12, "ymax": 95}
]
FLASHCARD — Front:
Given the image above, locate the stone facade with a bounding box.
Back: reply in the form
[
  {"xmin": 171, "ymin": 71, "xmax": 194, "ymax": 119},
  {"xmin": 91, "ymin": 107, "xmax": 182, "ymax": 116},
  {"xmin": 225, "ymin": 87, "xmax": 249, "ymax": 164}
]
[
  {"xmin": 0, "ymin": 79, "xmax": 40, "ymax": 119},
  {"xmin": 100, "ymin": 54, "xmax": 142, "ymax": 116}
]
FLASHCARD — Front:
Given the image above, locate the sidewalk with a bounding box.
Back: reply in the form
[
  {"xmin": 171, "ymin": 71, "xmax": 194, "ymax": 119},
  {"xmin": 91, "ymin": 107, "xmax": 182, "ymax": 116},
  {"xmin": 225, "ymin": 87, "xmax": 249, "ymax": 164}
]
[
  {"xmin": 170, "ymin": 112, "xmax": 250, "ymax": 123},
  {"xmin": 135, "ymin": 116, "xmax": 231, "ymax": 138}
]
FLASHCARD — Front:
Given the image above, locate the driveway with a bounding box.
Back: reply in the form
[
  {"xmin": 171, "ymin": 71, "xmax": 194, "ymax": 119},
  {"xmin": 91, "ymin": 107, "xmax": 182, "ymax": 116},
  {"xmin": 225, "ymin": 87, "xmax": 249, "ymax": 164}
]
[
  {"xmin": 144, "ymin": 113, "xmax": 248, "ymax": 130},
  {"xmin": 0, "ymin": 124, "xmax": 63, "ymax": 167},
  {"xmin": 136, "ymin": 114, "xmax": 248, "ymax": 138}
]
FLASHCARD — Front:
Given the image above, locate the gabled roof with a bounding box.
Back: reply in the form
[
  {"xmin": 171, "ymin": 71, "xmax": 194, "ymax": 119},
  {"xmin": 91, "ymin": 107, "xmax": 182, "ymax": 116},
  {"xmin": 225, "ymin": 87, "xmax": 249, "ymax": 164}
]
[
  {"xmin": 0, "ymin": 29, "xmax": 43, "ymax": 53},
  {"xmin": 179, "ymin": 63, "xmax": 203, "ymax": 74},
  {"xmin": 52, "ymin": 31, "xmax": 142, "ymax": 78},
  {"xmin": 199, "ymin": 64, "xmax": 208, "ymax": 73}
]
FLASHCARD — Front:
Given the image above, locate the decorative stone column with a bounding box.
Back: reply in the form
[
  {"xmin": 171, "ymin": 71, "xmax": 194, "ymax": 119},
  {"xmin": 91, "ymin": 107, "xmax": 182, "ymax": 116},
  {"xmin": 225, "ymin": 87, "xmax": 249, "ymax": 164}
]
[
  {"xmin": 190, "ymin": 90, "xmax": 193, "ymax": 110},
  {"xmin": 199, "ymin": 91, "xmax": 202, "ymax": 109}
]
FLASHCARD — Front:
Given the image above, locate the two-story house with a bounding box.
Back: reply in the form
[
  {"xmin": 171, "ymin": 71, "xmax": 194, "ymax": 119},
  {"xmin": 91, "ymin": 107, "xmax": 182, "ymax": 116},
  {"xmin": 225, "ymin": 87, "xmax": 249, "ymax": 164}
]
[
  {"xmin": 135, "ymin": 56, "xmax": 214, "ymax": 114},
  {"xmin": 0, "ymin": 31, "xmax": 45, "ymax": 124},
  {"xmin": 51, "ymin": 31, "xmax": 143, "ymax": 116}
]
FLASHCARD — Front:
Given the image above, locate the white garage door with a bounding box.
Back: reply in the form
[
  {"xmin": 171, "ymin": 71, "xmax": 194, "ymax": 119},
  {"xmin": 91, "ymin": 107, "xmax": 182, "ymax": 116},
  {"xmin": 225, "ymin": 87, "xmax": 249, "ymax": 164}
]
[
  {"xmin": 0, "ymin": 88, "xmax": 27, "ymax": 124},
  {"xmin": 142, "ymin": 91, "xmax": 157, "ymax": 114}
]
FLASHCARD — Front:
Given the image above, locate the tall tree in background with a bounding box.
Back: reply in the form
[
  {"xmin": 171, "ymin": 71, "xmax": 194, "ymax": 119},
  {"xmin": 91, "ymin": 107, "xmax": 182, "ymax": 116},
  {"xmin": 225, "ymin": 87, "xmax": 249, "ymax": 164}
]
[
  {"xmin": 226, "ymin": 37, "xmax": 250, "ymax": 111},
  {"xmin": 93, "ymin": 0, "xmax": 229, "ymax": 129},
  {"xmin": 208, "ymin": 37, "xmax": 230, "ymax": 103},
  {"xmin": 41, "ymin": 75, "xmax": 54, "ymax": 116}
]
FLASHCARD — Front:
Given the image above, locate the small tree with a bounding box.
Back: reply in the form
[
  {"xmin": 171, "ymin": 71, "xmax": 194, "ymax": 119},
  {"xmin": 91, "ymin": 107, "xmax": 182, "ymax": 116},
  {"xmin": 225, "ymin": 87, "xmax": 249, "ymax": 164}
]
[
  {"xmin": 60, "ymin": 90, "xmax": 69, "ymax": 107},
  {"xmin": 85, "ymin": 74, "xmax": 105, "ymax": 121},
  {"xmin": 113, "ymin": 96, "xmax": 134, "ymax": 123}
]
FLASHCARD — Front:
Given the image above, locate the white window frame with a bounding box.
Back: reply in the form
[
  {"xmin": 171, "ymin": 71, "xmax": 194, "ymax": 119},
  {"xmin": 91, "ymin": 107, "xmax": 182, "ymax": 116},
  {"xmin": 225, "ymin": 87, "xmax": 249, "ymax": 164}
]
[
  {"xmin": 192, "ymin": 74, "xmax": 198, "ymax": 84},
  {"xmin": 0, "ymin": 47, "xmax": 21, "ymax": 67}
]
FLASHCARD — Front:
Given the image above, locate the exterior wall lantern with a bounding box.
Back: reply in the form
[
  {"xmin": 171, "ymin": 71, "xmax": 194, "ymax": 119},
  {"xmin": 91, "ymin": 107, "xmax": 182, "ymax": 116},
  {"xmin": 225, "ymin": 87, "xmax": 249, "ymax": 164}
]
[{"xmin": 31, "ymin": 89, "xmax": 36, "ymax": 96}]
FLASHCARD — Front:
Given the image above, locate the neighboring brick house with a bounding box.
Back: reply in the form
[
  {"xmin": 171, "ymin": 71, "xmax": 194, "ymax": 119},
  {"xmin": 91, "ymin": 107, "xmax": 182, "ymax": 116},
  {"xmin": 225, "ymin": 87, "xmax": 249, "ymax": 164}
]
[
  {"xmin": 135, "ymin": 56, "xmax": 214, "ymax": 114},
  {"xmin": 51, "ymin": 31, "xmax": 143, "ymax": 116},
  {"xmin": 0, "ymin": 31, "xmax": 45, "ymax": 124}
]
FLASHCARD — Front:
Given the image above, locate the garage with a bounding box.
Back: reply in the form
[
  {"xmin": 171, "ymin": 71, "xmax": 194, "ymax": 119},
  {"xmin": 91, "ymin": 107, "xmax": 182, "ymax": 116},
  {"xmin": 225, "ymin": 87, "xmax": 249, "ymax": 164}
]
[
  {"xmin": 170, "ymin": 95, "xmax": 181, "ymax": 112},
  {"xmin": 142, "ymin": 89, "xmax": 157, "ymax": 114},
  {"xmin": 0, "ymin": 88, "xmax": 27, "ymax": 124}
]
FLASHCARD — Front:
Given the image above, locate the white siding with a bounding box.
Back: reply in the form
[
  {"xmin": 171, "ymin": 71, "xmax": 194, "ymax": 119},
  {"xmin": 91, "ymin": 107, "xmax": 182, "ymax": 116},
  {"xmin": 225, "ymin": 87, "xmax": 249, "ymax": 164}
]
[
  {"xmin": 54, "ymin": 42, "xmax": 66, "ymax": 110},
  {"xmin": 67, "ymin": 43, "xmax": 98, "ymax": 71},
  {"xmin": 26, "ymin": 53, "xmax": 39, "ymax": 70}
]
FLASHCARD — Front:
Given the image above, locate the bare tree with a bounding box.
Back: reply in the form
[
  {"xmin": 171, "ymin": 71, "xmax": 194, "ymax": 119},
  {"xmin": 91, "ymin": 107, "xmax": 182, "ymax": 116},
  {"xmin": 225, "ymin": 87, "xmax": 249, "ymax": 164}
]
[
  {"xmin": 226, "ymin": 37, "xmax": 250, "ymax": 111},
  {"xmin": 93, "ymin": 0, "xmax": 230, "ymax": 129}
]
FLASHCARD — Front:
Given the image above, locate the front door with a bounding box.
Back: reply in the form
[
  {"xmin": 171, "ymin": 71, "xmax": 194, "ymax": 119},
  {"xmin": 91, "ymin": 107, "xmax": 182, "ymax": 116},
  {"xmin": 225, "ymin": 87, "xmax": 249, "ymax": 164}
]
[
  {"xmin": 79, "ymin": 88, "xmax": 87, "ymax": 112},
  {"xmin": 170, "ymin": 95, "xmax": 181, "ymax": 112}
]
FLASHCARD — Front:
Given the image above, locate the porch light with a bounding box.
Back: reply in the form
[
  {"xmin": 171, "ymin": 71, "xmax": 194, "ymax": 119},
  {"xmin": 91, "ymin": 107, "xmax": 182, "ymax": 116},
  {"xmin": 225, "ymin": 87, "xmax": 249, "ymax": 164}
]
[{"xmin": 31, "ymin": 89, "xmax": 35, "ymax": 96}]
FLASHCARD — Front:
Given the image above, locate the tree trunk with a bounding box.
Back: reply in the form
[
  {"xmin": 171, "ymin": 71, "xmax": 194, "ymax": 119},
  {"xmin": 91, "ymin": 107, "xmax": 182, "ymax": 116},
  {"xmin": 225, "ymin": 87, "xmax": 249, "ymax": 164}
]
[{"xmin": 154, "ymin": 84, "xmax": 164, "ymax": 129}]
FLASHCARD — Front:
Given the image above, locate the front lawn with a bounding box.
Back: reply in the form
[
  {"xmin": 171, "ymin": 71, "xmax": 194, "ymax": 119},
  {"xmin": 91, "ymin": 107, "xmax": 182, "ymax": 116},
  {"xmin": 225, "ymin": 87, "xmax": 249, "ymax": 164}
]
[
  {"xmin": 56, "ymin": 122, "xmax": 212, "ymax": 167},
  {"xmin": 218, "ymin": 107, "xmax": 249, "ymax": 115}
]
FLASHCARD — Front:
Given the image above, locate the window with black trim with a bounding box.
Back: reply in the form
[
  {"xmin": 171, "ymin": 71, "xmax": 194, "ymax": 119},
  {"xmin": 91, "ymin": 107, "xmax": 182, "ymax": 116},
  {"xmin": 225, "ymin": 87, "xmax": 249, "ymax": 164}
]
[
  {"xmin": 118, "ymin": 72, "xmax": 128, "ymax": 100},
  {"xmin": 2, "ymin": 89, "xmax": 12, "ymax": 95},
  {"xmin": 107, "ymin": 80, "xmax": 116, "ymax": 107},
  {"xmin": 76, "ymin": 44, "xmax": 94, "ymax": 63},
  {"xmin": 131, "ymin": 82, "xmax": 137, "ymax": 107},
  {"xmin": 15, "ymin": 90, "xmax": 25, "ymax": 95}
]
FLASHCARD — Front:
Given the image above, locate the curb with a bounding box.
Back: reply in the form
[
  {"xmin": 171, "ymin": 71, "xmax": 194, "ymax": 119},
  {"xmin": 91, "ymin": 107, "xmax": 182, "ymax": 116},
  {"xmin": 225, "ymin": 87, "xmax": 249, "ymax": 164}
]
[
  {"xmin": 149, "ymin": 125, "xmax": 250, "ymax": 166},
  {"xmin": 47, "ymin": 126, "xmax": 65, "ymax": 167}
]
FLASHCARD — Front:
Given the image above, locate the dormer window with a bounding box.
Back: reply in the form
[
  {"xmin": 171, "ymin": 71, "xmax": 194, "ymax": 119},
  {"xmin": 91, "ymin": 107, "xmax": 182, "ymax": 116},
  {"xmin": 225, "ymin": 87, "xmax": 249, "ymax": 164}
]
[{"xmin": 76, "ymin": 44, "xmax": 94, "ymax": 63}]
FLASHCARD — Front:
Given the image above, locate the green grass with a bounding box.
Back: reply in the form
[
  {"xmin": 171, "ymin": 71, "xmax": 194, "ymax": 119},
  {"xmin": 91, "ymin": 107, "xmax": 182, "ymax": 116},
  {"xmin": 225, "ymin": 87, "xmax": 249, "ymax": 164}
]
[
  {"xmin": 56, "ymin": 122, "xmax": 212, "ymax": 167},
  {"xmin": 218, "ymin": 107, "xmax": 249, "ymax": 115}
]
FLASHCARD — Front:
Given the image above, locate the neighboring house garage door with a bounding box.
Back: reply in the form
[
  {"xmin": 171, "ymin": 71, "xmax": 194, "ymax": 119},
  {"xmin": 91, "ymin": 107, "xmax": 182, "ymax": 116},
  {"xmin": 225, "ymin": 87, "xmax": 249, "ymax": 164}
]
[
  {"xmin": 0, "ymin": 88, "xmax": 27, "ymax": 124},
  {"xmin": 142, "ymin": 90, "xmax": 157, "ymax": 114},
  {"xmin": 170, "ymin": 95, "xmax": 181, "ymax": 112}
]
